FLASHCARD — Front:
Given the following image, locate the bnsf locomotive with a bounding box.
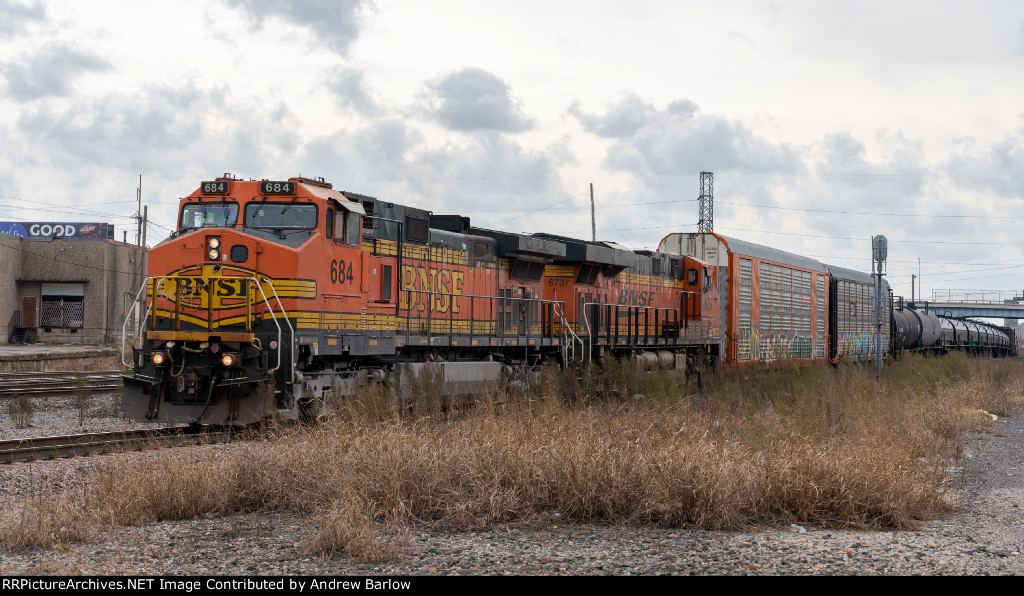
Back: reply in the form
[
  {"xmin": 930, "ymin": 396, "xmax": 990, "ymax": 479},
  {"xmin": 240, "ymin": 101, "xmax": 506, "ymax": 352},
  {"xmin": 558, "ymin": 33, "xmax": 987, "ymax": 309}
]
[
  {"xmin": 122, "ymin": 175, "xmax": 1016, "ymax": 425},
  {"xmin": 122, "ymin": 175, "xmax": 719, "ymax": 425}
]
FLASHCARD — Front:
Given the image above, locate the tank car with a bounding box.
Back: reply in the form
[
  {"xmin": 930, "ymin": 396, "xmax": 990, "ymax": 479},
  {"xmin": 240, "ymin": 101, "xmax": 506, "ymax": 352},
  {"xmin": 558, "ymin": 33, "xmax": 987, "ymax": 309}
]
[
  {"xmin": 891, "ymin": 306, "xmax": 942, "ymax": 353},
  {"xmin": 121, "ymin": 176, "xmax": 721, "ymax": 425}
]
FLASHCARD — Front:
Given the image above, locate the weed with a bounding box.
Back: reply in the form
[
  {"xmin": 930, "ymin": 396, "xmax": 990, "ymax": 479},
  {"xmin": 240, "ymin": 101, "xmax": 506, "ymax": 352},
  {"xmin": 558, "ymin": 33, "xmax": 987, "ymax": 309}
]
[
  {"xmin": 7, "ymin": 393, "xmax": 34, "ymax": 429},
  {"xmin": 1, "ymin": 353, "xmax": 1020, "ymax": 560},
  {"xmin": 73, "ymin": 373, "xmax": 93, "ymax": 426}
]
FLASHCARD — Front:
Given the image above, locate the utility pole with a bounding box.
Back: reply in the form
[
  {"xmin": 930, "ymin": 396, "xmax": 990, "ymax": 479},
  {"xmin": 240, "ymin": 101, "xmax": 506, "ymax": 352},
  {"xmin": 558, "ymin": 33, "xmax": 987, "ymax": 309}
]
[
  {"xmin": 697, "ymin": 172, "xmax": 714, "ymax": 233},
  {"xmin": 590, "ymin": 183, "xmax": 596, "ymax": 242},
  {"xmin": 135, "ymin": 175, "xmax": 142, "ymax": 245},
  {"xmin": 140, "ymin": 206, "xmax": 148, "ymax": 253}
]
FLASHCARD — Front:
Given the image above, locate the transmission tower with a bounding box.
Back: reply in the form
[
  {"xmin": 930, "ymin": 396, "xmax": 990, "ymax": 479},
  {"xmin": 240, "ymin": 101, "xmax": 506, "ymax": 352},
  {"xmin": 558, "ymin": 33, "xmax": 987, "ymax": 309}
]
[{"xmin": 697, "ymin": 171, "xmax": 714, "ymax": 233}]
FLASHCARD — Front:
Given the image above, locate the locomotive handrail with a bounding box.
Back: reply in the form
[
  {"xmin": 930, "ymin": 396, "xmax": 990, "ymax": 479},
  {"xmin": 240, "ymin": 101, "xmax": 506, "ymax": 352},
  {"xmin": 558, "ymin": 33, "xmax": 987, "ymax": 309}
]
[
  {"xmin": 399, "ymin": 288, "xmax": 566, "ymax": 346},
  {"xmin": 121, "ymin": 277, "xmax": 167, "ymax": 368},
  {"xmin": 581, "ymin": 294, "xmax": 705, "ymax": 349},
  {"xmin": 257, "ymin": 276, "xmax": 294, "ymax": 381},
  {"xmin": 552, "ymin": 302, "xmax": 583, "ymax": 363},
  {"xmin": 120, "ymin": 275, "xmax": 288, "ymax": 378}
]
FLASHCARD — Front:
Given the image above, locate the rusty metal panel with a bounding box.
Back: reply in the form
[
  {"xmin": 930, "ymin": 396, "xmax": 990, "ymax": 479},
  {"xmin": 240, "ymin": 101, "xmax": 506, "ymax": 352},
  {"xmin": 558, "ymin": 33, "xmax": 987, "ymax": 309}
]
[{"xmin": 21, "ymin": 297, "xmax": 36, "ymax": 328}]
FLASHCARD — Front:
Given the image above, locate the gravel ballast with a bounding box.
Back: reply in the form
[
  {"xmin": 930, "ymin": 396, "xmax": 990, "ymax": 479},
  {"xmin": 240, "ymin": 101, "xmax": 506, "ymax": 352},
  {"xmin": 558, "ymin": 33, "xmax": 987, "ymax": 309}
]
[{"xmin": 0, "ymin": 393, "xmax": 1021, "ymax": 576}]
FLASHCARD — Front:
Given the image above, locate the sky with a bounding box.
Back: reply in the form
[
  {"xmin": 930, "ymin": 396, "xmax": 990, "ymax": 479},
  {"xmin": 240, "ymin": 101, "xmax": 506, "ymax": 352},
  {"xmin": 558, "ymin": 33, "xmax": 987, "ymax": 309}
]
[{"xmin": 1, "ymin": 0, "xmax": 1023, "ymax": 303}]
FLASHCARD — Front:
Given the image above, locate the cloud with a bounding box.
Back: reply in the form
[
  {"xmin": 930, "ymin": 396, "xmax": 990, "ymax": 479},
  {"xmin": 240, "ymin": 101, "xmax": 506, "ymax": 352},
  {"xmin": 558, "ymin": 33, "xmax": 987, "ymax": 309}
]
[
  {"xmin": 408, "ymin": 132, "xmax": 574, "ymax": 233},
  {"xmin": 563, "ymin": 95, "xmax": 806, "ymax": 248},
  {"xmin": 325, "ymin": 68, "xmax": 379, "ymax": 117},
  {"xmin": 1, "ymin": 45, "xmax": 110, "ymax": 101},
  {"xmin": 815, "ymin": 130, "xmax": 926, "ymax": 196},
  {"xmin": 599, "ymin": 99, "xmax": 802, "ymax": 175},
  {"xmin": 419, "ymin": 67, "xmax": 533, "ymax": 133},
  {"xmin": 15, "ymin": 83, "xmax": 300, "ymax": 174},
  {"xmin": 302, "ymin": 119, "xmax": 421, "ymax": 183},
  {"xmin": 567, "ymin": 94, "xmax": 659, "ymax": 138},
  {"xmin": 223, "ymin": 0, "xmax": 369, "ymax": 55},
  {"xmin": 0, "ymin": 0, "xmax": 45, "ymax": 35},
  {"xmin": 301, "ymin": 122, "xmax": 572, "ymax": 232},
  {"xmin": 941, "ymin": 130, "xmax": 1024, "ymax": 198},
  {"xmin": 1018, "ymin": 18, "xmax": 1024, "ymax": 55}
]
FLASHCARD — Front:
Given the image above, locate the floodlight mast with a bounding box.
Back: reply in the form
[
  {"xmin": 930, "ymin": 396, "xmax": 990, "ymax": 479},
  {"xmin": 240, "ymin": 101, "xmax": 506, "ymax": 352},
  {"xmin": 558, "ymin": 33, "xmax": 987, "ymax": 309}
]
[{"xmin": 697, "ymin": 172, "xmax": 713, "ymax": 233}]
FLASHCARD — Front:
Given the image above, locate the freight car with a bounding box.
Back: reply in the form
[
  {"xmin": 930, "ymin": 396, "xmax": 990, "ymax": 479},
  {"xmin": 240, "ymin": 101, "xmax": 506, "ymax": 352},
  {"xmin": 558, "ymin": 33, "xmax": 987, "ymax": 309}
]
[
  {"xmin": 121, "ymin": 176, "xmax": 720, "ymax": 425},
  {"xmin": 824, "ymin": 264, "xmax": 891, "ymax": 363},
  {"xmin": 659, "ymin": 232, "xmax": 1014, "ymax": 364},
  {"xmin": 658, "ymin": 232, "xmax": 831, "ymax": 364}
]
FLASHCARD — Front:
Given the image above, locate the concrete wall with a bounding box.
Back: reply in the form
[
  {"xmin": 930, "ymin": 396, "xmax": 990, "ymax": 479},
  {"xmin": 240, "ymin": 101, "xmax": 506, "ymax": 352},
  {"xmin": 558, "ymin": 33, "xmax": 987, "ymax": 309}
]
[
  {"xmin": 0, "ymin": 237, "xmax": 20, "ymax": 343},
  {"xmin": 1, "ymin": 236, "xmax": 147, "ymax": 346},
  {"xmin": 0, "ymin": 346, "xmax": 119, "ymax": 373}
]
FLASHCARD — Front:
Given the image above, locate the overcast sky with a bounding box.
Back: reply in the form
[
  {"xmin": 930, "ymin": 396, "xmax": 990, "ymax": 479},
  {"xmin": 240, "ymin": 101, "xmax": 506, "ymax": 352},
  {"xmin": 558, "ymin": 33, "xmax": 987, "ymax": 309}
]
[{"xmin": 1, "ymin": 0, "xmax": 1023, "ymax": 302}]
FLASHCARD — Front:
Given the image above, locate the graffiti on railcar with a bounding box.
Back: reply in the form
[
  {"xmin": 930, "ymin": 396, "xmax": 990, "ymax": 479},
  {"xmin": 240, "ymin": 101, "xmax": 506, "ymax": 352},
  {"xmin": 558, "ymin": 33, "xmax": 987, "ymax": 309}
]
[
  {"xmin": 835, "ymin": 329, "xmax": 889, "ymax": 362},
  {"xmin": 738, "ymin": 326, "xmax": 815, "ymax": 362}
]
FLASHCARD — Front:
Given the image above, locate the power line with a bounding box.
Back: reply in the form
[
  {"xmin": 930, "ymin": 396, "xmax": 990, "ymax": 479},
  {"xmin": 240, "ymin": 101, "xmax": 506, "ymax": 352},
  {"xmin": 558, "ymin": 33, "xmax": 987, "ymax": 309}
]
[
  {"xmin": 715, "ymin": 225, "xmax": 1024, "ymax": 246},
  {"xmin": 480, "ymin": 192, "xmax": 589, "ymax": 227},
  {"xmin": 717, "ymin": 200, "xmax": 1024, "ymax": 220}
]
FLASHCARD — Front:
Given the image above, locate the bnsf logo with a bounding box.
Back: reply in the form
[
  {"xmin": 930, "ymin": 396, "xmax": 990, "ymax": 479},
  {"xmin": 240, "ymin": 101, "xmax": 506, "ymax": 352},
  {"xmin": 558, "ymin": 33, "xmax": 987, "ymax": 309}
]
[
  {"xmin": 618, "ymin": 289, "xmax": 654, "ymax": 307},
  {"xmin": 399, "ymin": 265, "xmax": 466, "ymax": 313},
  {"xmin": 174, "ymin": 277, "xmax": 247, "ymax": 298}
]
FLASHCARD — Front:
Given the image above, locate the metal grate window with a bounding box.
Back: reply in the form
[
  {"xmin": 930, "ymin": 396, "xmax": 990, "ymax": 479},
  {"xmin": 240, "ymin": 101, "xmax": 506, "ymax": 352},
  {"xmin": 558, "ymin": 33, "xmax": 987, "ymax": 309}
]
[{"xmin": 40, "ymin": 297, "xmax": 84, "ymax": 328}]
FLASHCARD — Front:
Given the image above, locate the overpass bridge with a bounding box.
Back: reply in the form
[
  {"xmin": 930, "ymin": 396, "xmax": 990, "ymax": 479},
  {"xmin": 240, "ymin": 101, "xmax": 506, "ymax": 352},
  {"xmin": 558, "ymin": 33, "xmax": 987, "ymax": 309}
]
[{"xmin": 907, "ymin": 290, "xmax": 1024, "ymax": 321}]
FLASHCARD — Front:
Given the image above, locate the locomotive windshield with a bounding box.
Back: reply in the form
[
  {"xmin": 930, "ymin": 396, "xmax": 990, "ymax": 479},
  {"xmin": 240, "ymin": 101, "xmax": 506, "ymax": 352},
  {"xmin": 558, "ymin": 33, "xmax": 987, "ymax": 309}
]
[
  {"xmin": 245, "ymin": 202, "xmax": 318, "ymax": 229},
  {"xmin": 180, "ymin": 202, "xmax": 238, "ymax": 229}
]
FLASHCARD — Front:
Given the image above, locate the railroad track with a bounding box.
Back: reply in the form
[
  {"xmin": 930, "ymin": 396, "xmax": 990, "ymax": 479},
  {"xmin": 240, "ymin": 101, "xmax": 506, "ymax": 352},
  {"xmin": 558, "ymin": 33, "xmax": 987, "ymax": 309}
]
[
  {"xmin": 0, "ymin": 426, "xmax": 235, "ymax": 464},
  {"xmin": 0, "ymin": 370, "xmax": 123, "ymax": 397}
]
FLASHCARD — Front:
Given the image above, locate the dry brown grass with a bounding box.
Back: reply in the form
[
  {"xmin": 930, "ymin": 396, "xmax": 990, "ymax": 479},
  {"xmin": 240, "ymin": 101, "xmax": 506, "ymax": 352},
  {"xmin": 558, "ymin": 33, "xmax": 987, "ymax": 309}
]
[{"xmin": 1, "ymin": 352, "xmax": 1021, "ymax": 561}]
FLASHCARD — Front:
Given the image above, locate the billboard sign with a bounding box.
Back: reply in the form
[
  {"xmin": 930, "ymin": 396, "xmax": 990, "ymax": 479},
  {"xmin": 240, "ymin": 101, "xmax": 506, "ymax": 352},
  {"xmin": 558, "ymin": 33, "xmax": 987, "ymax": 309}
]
[{"xmin": 0, "ymin": 222, "xmax": 113, "ymax": 241}]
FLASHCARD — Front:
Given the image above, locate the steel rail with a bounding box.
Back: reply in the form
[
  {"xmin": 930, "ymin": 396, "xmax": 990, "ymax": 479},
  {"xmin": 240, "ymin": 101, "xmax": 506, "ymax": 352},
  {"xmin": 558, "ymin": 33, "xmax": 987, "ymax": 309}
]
[
  {"xmin": 0, "ymin": 370, "xmax": 124, "ymax": 397},
  {"xmin": 0, "ymin": 427, "xmax": 235, "ymax": 464}
]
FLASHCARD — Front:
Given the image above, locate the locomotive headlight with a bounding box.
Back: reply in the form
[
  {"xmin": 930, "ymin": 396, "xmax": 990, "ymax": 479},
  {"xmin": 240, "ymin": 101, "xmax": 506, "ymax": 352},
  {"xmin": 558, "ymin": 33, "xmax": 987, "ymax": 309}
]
[
  {"xmin": 221, "ymin": 353, "xmax": 242, "ymax": 368},
  {"xmin": 151, "ymin": 352, "xmax": 168, "ymax": 367},
  {"xmin": 207, "ymin": 236, "xmax": 222, "ymax": 261}
]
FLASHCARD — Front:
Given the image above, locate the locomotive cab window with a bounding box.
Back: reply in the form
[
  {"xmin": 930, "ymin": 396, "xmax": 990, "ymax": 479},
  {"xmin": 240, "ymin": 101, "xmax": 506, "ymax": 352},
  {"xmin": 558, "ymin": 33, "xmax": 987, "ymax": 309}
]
[
  {"xmin": 245, "ymin": 202, "xmax": 318, "ymax": 229},
  {"xmin": 348, "ymin": 213, "xmax": 361, "ymax": 246},
  {"xmin": 180, "ymin": 203, "xmax": 238, "ymax": 230},
  {"xmin": 334, "ymin": 203, "xmax": 365, "ymax": 245},
  {"xmin": 687, "ymin": 268, "xmax": 698, "ymax": 285},
  {"xmin": 703, "ymin": 269, "xmax": 714, "ymax": 292}
]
